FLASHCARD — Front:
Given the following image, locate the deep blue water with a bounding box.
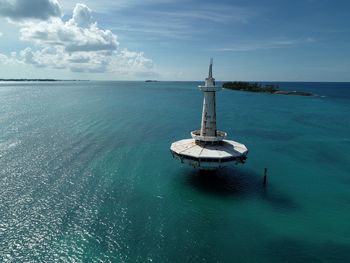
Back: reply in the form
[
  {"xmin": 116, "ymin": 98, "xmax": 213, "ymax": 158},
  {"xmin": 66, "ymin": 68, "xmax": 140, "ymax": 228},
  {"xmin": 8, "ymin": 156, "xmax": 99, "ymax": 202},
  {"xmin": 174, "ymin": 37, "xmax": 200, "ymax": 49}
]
[{"xmin": 0, "ymin": 81, "xmax": 349, "ymax": 262}]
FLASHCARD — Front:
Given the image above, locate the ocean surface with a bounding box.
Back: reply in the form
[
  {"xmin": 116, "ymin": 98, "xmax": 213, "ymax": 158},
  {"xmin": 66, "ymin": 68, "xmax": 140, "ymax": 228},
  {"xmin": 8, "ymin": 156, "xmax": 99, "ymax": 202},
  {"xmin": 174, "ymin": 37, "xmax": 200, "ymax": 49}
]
[{"xmin": 0, "ymin": 81, "xmax": 349, "ymax": 262}]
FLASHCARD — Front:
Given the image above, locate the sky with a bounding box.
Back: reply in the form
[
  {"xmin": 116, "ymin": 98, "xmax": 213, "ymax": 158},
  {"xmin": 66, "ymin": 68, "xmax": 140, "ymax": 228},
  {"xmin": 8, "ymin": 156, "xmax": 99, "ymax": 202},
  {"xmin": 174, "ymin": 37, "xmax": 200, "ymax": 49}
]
[{"xmin": 0, "ymin": 0, "xmax": 349, "ymax": 81}]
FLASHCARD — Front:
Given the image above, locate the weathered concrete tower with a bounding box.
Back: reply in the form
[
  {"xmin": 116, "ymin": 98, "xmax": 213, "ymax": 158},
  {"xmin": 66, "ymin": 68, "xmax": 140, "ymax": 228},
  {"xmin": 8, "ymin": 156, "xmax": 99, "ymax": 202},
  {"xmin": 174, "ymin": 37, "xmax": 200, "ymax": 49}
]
[
  {"xmin": 170, "ymin": 59, "xmax": 248, "ymax": 170},
  {"xmin": 200, "ymin": 58, "xmax": 220, "ymax": 137}
]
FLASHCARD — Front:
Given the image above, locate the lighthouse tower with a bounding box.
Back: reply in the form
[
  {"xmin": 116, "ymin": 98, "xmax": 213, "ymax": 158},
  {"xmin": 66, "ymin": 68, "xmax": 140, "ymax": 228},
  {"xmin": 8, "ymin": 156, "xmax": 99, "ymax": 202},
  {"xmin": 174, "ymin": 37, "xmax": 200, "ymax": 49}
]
[
  {"xmin": 199, "ymin": 58, "xmax": 220, "ymax": 138},
  {"xmin": 170, "ymin": 59, "xmax": 248, "ymax": 170}
]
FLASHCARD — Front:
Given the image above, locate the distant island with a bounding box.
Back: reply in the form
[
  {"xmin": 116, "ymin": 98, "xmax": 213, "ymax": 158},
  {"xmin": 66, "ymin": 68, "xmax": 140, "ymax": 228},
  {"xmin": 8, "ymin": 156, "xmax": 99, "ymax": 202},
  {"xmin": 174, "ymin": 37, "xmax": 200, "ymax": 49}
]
[
  {"xmin": 145, "ymin": 80, "xmax": 158, "ymax": 82},
  {"xmin": 223, "ymin": 81, "xmax": 279, "ymax": 93},
  {"xmin": 0, "ymin": 79, "xmax": 88, "ymax": 82},
  {"xmin": 222, "ymin": 81, "xmax": 313, "ymax": 96}
]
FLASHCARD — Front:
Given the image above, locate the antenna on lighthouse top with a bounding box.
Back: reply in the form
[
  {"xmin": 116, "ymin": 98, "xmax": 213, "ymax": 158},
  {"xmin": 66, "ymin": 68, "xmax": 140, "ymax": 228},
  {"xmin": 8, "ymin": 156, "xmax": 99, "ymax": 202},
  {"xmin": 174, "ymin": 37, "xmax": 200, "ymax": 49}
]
[{"xmin": 208, "ymin": 58, "xmax": 213, "ymax": 78}]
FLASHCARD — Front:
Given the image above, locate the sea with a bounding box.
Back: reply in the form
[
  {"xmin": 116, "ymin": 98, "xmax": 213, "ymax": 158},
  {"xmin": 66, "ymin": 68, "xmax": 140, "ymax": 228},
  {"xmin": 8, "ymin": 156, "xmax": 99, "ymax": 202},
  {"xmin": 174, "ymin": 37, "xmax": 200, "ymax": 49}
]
[{"xmin": 0, "ymin": 81, "xmax": 349, "ymax": 262}]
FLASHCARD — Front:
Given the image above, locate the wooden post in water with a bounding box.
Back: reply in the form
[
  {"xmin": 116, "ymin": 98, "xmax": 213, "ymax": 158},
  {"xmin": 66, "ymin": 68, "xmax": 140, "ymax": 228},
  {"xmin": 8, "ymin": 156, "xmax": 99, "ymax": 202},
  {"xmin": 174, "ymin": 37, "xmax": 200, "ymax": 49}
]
[{"xmin": 263, "ymin": 168, "xmax": 267, "ymax": 186}]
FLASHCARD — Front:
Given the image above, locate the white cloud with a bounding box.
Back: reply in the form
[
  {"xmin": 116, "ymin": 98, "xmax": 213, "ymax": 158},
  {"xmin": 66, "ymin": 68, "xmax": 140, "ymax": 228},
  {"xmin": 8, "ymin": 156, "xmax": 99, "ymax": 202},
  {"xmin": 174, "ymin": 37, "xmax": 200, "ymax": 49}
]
[
  {"xmin": 213, "ymin": 38, "xmax": 318, "ymax": 52},
  {"xmin": 14, "ymin": 46, "xmax": 153, "ymax": 74},
  {"xmin": 0, "ymin": 0, "xmax": 61, "ymax": 20},
  {"xmin": 0, "ymin": 32, "xmax": 3, "ymax": 37},
  {"xmin": 0, "ymin": 52, "xmax": 19, "ymax": 65},
  {"xmin": 149, "ymin": 5, "xmax": 256, "ymax": 24},
  {"xmin": 20, "ymin": 16, "xmax": 119, "ymax": 53},
  {"xmin": 2, "ymin": 2, "xmax": 154, "ymax": 77},
  {"xmin": 59, "ymin": 0, "xmax": 176, "ymax": 13},
  {"xmin": 20, "ymin": 47, "xmax": 40, "ymax": 65},
  {"xmin": 0, "ymin": 53, "xmax": 8, "ymax": 62},
  {"xmin": 108, "ymin": 4, "xmax": 257, "ymax": 43},
  {"xmin": 71, "ymin": 3, "xmax": 94, "ymax": 28}
]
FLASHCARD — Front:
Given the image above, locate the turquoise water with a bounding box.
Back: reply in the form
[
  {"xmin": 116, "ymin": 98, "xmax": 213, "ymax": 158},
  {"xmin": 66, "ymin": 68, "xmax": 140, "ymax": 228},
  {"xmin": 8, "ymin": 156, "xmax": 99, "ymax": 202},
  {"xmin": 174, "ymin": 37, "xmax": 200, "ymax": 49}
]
[{"xmin": 0, "ymin": 81, "xmax": 349, "ymax": 262}]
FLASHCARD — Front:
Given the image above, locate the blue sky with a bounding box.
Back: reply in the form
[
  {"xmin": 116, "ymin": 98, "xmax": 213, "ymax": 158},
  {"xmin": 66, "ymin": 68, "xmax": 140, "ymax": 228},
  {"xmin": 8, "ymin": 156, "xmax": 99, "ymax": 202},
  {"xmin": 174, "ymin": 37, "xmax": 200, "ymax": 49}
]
[{"xmin": 0, "ymin": 0, "xmax": 349, "ymax": 81}]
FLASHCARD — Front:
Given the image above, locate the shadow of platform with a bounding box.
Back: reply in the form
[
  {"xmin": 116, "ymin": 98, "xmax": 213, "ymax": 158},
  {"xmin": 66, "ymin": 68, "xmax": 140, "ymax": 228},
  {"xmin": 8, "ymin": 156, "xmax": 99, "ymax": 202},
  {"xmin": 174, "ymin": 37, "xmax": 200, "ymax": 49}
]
[{"xmin": 182, "ymin": 167, "xmax": 298, "ymax": 210}]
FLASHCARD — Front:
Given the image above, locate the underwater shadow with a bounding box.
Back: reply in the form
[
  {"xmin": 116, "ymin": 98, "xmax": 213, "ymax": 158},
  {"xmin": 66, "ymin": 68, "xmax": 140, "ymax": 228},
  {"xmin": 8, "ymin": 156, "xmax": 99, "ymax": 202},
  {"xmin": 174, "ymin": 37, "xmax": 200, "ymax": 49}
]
[
  {"xmin": 184, "ymin": 168, "xmax": 259, "ymax": 197},
  {"xmin": 266, "ymin": 237, "xmax": 350, "ymax": 263},
  {"xmin": 183, "ymin": 167, "xmax": 298, "ymax": 210}
]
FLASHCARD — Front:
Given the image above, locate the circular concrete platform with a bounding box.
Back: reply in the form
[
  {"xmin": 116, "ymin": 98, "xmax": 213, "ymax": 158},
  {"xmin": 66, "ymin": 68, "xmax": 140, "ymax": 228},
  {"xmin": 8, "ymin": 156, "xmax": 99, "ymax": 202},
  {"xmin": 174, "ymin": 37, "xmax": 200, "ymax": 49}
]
[{"xmin": 170, "ymin": 138, "xmax": 248, "ymax": 170}]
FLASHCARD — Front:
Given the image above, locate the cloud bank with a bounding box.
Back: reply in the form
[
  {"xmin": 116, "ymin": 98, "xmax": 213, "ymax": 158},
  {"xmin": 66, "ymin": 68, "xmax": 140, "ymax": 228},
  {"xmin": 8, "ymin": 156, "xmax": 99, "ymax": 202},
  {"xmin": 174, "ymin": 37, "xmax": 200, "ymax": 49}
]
[{"xmin": 0, "ymin": 1, "xmax": 154, "ymax": 77}]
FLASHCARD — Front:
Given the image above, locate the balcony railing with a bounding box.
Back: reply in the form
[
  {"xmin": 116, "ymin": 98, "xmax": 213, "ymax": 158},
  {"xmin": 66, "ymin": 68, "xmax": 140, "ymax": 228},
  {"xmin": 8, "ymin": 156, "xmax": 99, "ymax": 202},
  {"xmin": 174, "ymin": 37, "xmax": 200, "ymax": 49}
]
[{"xmin": 191, "ymin": 130, "xmax": 227, "ymax": 142}]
